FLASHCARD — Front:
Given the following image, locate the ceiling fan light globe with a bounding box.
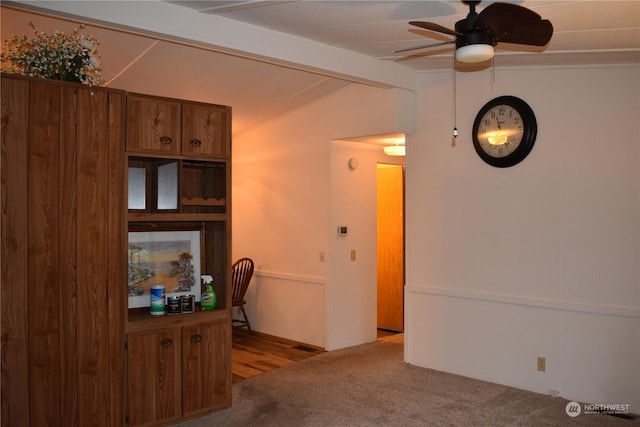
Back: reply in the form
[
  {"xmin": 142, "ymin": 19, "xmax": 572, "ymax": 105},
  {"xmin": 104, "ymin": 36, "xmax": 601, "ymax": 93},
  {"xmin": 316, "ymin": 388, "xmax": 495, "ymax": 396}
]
[{"xmin": 456, "ymin": 44, "xmax": 494, "ymax": 63}]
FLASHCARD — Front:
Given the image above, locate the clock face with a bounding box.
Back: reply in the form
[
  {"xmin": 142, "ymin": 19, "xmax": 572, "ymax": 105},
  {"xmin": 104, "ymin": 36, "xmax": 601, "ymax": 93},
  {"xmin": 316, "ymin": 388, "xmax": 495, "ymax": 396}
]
[
  {"xmin": 472, "ymin": 96, "xmax": 537, "ymax": 168},
  {"xmin": 476, "ymin": 106, "xmax": 523, "ymax": 158}
]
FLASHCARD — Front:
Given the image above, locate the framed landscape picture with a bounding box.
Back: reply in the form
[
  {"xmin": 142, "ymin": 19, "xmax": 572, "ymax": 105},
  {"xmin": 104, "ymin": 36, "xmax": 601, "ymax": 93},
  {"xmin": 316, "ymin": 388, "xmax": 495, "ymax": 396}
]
[{"xmin": 128, "ymin": 226, "xmax": 203, "ymax": 309}]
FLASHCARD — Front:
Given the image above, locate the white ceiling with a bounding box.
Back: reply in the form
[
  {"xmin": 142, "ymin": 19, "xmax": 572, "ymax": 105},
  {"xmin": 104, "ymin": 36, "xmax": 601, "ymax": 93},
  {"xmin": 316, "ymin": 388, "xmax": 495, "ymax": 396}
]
[
  {"xmin": 2, "ymin": 1, "xmax": 639, "ymax": 136},
  {"xmin": 169, "ymin": 0, "xmax": 640, "ymax": 70}
]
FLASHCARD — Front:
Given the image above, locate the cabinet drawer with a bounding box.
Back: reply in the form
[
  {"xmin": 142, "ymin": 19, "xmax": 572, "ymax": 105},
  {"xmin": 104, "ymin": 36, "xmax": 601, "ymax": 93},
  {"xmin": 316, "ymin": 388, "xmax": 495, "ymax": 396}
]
[{"xmin": 127, "ymin": 95, "xmax": 181, "ymax": 155}]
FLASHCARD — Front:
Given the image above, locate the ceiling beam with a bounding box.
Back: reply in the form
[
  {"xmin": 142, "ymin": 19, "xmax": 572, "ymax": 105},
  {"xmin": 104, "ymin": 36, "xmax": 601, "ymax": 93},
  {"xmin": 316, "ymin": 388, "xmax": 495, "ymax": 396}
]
[
  {"xmin": 5, "ymin": 0, "xmax": 416, "ymax": 91},
  {"xmin": 174, "ymin": 1, "xmax": 296, "ymax": 14}
]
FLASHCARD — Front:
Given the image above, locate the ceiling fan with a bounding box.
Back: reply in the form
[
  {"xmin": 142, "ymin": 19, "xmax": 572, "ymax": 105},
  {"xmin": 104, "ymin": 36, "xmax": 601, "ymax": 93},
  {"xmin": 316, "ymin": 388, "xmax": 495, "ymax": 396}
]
[{"xmin": 397, "ymin": 0, "xmax": 553, "ymax": 63}]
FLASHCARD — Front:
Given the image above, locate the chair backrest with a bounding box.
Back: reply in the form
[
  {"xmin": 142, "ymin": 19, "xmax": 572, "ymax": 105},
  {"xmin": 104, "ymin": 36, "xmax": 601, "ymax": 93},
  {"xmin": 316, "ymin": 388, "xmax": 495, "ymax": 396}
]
[{"xmin": 231, "ymin": 258, "xmax": 254, "ymax": 305}]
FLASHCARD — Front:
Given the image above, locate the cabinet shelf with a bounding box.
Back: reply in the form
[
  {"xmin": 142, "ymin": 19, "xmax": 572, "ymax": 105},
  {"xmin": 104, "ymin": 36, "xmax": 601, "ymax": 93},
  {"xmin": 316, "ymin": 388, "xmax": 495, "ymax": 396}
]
[
  {"xmin": 181, "ymin": 197, "xmax": 226, "ymax": 206},
  {"xmin": 128, "ymin": 156, "xmax": 227, "ymax": 215},
  {"xmin": 127, "ymin": 307, "xmax": 229, "ymax": 333},
  {"xmin": 128, "ymin": 212, "xmax": 228, "ymax": 222}
]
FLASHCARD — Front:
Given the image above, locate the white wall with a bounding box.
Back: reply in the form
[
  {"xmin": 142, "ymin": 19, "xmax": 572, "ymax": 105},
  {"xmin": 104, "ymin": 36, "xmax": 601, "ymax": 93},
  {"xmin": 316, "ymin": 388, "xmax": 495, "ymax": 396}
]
[
  {"xmin": 405, "ymin": 65, "xmax": 640, "ymax": 411},
  {"xmin": 233, "ymin": 84, "xmax": 406, "ymax": 349},
  {"xmin": 233, "ymin": 61, "xmax": 639, "ymax": 410},
  {"xmin": 328, "ymin": 140, "xmax": 404, "ymax": 349}
]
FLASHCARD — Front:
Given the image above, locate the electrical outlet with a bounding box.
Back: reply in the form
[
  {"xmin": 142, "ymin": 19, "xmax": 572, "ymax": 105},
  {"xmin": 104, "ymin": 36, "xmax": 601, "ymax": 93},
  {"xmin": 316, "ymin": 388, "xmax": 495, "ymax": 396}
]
[
  {"xmin": 351, "ymin": 250, "xmax": 356, "ymax": 261},
  {"xmin": 319, "ymin": 251, "xmax": 325, "ymax": 262},
  {"xmin": 537, "ymin": 356, "xmax": 546, "ymax": 372}
]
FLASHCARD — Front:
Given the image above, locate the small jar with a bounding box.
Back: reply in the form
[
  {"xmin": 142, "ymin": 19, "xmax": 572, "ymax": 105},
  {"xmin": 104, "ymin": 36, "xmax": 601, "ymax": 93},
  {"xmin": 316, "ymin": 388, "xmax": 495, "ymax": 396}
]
[
  {"xmin": 180, "ymin": 294, "xmax": 194, "ymax": 313},
  {"xmin": 167, "ymin": 296, "xmax": 181, "ymax": 315}
]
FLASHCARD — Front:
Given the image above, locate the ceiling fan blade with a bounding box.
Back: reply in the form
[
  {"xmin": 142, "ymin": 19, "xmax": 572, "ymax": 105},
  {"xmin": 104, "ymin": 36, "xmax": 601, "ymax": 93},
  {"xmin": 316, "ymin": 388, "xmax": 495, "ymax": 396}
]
[
  {"xmin": 409, "ymin": 21, "xmax": 461, "ymax": 37},
  {"xmin": 395, "ymin": 40, "xmax": 454, "ymax": 54},
  {"xmin": 474, "ymin": 3, "xmax": 553, "ymax": 46},
  {"xmin": 497, "ymin": 21, "xmax": 553, "ymax": 46}
]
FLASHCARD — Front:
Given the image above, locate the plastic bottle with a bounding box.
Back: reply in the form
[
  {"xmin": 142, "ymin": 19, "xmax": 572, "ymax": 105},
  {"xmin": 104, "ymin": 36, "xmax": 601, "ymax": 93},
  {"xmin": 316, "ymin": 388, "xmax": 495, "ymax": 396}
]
[
  {"xmin": 200, "ymin": 275, "xmax": 217, "ymax": 310},
  {"xmin": 150, "ymin": 284, "xmax": 166, "ymax": 315}
]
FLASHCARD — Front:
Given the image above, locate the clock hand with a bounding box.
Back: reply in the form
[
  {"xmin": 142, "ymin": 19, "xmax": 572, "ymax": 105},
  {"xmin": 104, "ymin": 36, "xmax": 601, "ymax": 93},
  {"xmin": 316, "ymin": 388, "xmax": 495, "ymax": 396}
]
[{"xmin": 495, "ymin": 116, "xmax": 502, "ymax": 130}]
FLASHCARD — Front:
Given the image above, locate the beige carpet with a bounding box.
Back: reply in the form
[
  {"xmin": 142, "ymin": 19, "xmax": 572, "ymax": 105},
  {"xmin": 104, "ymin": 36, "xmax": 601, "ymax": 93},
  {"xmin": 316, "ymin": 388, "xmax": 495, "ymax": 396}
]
[{"xmin": 175, "ymin": 334, "xmax": 638, "ymax": 426}]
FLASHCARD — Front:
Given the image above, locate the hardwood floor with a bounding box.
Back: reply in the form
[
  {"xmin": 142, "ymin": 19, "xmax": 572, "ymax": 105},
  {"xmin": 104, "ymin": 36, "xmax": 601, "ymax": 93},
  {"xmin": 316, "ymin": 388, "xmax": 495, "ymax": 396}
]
[
  {"xmin": 376, "ymin": 328, "xmax": 401, "ymax": 339},
  {"xmin": 231, "ymin": 328, "xmax": 324, "ymax": 383},
  {"xmin": 231, "ymin": 328, "xmax": 402, "ymax": 383}
]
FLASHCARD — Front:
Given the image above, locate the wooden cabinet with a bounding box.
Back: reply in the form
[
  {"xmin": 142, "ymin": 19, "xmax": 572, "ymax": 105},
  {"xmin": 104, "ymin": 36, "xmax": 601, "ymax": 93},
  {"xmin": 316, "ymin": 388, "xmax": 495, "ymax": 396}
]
[
  {"xmin": 127, "ymin": 319, "xmax": 231, "ymax": 426},
  {"xmin": 2, "ymin": 76, "xmax": 231, "ymax": 427},
  {"xmin": 125, "ymin": 93, "xmax": 232, "ymax": 425},
  {"xmin": 1, "ymin": 74, "xmax": 126, "ymax": 427},
  {"xmin": 126, "ymin": 94, "xmax": 230, "ymax": 159}
]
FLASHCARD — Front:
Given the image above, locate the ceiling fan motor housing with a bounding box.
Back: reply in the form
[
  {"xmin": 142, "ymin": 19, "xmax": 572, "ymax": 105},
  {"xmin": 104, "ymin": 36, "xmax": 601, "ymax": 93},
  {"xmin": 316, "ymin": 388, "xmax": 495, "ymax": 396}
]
[
  {"xmin": 455, "ymin": 30, "xmax": 496, "ymax": 49},
  {"xmin": 454, "ymin": 5, "xmax": 496, "ymax": 49}
]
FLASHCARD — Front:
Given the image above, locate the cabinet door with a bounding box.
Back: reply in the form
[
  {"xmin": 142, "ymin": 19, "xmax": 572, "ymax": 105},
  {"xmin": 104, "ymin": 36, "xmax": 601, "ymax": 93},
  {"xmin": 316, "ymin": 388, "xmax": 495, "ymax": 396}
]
[
  {"xmin": 127, "ymin": 329, "xmax": 182, "ymax": 427},
  {"xmin": 182, "ymin": 103, "xmax": 230, "ymax": 158},
  {"xmin": 127, "ymin": 95, "xmax": 181, "ymax": 155},
  {"xmin": 182, "ymin": 320, "xmax": 232, "ymax": 417}
]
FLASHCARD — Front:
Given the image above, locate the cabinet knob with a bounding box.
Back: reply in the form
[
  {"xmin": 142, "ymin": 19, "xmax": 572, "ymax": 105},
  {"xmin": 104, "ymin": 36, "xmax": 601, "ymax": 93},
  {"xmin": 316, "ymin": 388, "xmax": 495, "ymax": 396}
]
[
  {"xmin": 159, "ymin": 136, "xmax": 172, "ymax": 145},
  {"xmin": 189, "ymin": 139, "xmax": 202, "ymax": 147},
  {"xmin": 160, "ymin": 338, "xmax": 173, "ymax": 348},
  {"xmin": 190, "ymin": 334, "xmax": 202, "ymax": 343}
]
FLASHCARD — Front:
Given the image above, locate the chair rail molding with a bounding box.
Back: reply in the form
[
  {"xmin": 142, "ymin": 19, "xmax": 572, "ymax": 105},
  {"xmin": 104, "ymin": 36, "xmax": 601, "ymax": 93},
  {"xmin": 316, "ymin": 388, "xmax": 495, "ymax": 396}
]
[
  {"xmin": 254, "ymin": 270, "xmax": 327, "ymax": 287},
  {"xmin": 406, "ymin": 284, "xmax": 640, "ymax": 318}
]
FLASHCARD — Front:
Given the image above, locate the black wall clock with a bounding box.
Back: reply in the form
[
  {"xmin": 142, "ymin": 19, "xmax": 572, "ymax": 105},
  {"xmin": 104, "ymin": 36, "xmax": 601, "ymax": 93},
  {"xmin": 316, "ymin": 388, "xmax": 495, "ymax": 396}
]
[{"xmin": 472, "ymin": 96, "xmax": 537, "ymax": 168}]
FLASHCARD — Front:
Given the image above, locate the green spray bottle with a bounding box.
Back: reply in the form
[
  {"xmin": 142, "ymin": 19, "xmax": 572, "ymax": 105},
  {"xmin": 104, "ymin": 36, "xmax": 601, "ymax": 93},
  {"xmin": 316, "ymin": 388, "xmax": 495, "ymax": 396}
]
[{"xmin": 200, "ymin": 275, "xmax": 217, "ymax": 310}]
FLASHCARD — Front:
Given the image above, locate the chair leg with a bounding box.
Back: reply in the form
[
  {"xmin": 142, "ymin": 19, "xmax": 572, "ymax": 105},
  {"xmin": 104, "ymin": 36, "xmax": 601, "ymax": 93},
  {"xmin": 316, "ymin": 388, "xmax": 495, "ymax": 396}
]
[{"xmin": 240, "ymin": 305, "xmax": 252, "ymax": 332}]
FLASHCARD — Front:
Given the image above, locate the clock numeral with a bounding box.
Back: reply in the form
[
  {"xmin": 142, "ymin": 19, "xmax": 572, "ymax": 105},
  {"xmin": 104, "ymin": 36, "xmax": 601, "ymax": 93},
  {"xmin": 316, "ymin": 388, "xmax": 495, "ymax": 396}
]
[{"xmin": 504, "ymin": 141, "xmax": 513, "ymax": 152}]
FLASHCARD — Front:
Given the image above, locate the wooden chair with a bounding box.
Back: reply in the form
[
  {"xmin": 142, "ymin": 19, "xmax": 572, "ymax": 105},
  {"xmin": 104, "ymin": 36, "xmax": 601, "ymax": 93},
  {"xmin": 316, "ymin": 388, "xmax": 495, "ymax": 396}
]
[{"xmin": 231, "ymin": 257, "xmax": 254, "ymax": 331}]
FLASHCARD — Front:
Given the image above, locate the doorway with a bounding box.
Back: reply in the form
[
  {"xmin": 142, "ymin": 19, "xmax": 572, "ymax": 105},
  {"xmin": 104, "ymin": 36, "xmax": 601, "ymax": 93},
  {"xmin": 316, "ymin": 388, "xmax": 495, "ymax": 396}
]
[{"xmin": 376, "ymin": 164, "xmax": 405, "ymax": 332}]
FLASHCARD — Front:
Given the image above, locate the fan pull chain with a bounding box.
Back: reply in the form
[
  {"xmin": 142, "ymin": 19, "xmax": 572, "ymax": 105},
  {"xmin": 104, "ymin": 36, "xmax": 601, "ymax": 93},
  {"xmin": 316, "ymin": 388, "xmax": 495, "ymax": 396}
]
[
  {"xmin": 492, "ymin": 56, "xmax": 496, "ymax": 84},
  {"xmin": 452, "ymin": 59, "xmax": 458, "ymax": 147}
]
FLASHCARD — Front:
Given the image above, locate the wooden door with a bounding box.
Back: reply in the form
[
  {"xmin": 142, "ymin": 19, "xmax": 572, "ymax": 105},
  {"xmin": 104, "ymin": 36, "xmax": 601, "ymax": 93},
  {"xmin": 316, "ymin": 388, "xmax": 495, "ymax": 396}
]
[
  {"xmin": 376, "ymin": 164, "xmax": 404, "ymax": 331},
  {"xmin": 181, "ymin": 103, "xmax": 230, "ymax": 158},
  {"xmin": 182, "ymin": 320, "xmax": 232, "ymax": 417},
  {"xmin": 127, "ymin": 328, "xmax": 182, "ymax": 427}
]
